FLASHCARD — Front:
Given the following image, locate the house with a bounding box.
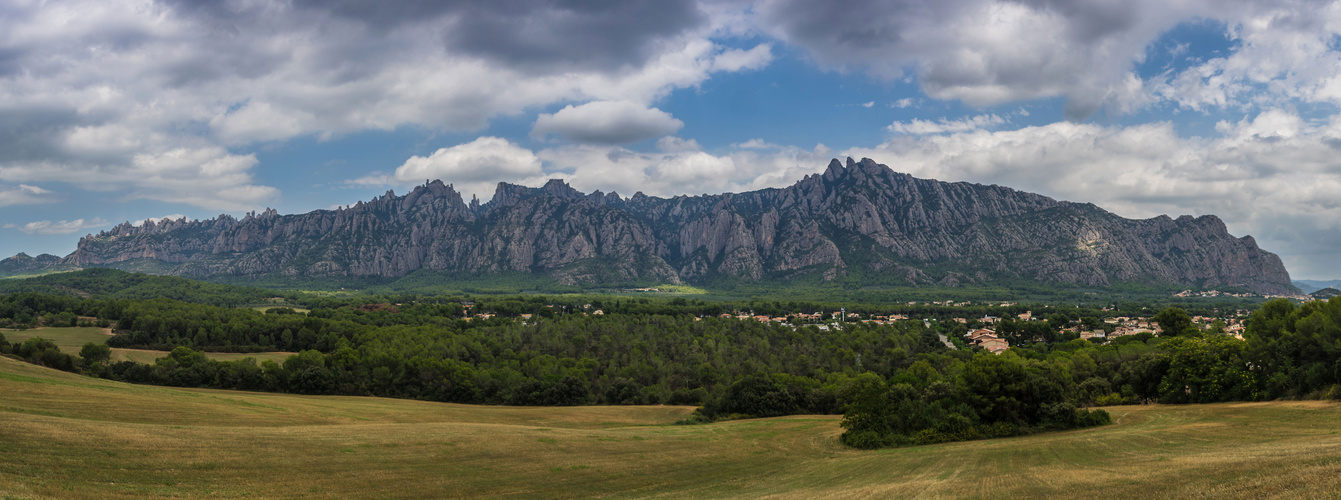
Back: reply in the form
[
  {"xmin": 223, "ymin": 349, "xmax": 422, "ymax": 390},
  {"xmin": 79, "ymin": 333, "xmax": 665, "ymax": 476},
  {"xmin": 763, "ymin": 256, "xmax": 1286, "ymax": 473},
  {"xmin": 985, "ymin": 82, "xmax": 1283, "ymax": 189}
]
[
  {"xmin": 592, "ymin": 310, "xmax": 604, "ymax": 315},
  {"xmin": 1018, "ymin": 311, "xmax": 1032, "ymax": 321},
  {"xmin": 979, "ymin": 338, "xmax": 1010, "ymax": 354},
  {"xmin": 1080, "ymin": 330, "xmax": 1106, "ymax": 340},
  {"xmin": 967, "ymin": 328, "xmax": 997, "ymax": 340}
]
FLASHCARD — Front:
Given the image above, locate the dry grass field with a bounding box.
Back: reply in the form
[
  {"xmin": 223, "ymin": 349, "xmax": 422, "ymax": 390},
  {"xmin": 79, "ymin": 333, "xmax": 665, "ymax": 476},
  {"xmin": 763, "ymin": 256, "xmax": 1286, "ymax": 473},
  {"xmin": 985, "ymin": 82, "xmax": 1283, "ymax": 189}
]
[
  {"xmin": 1, "ymin": 327, "xmax": 294, "ymax": 365},
  {"xmin": 2, "ymin": 356, "xmax": 1341, "ymax": 499}
]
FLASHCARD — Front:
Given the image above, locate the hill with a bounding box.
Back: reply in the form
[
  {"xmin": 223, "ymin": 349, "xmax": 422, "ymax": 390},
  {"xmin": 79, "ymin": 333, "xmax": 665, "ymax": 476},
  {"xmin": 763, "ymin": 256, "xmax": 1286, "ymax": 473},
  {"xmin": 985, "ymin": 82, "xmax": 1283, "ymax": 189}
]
[
  {"xmin": 2, "ymin": 356, "xmax": 1339, "ymax": 498},
  {"xmin": 1312, "ymin": 287, "xmax": 1341, "ymax": 300},
  {"xmin": 1295, "ymin": 279, "xmax": 1341, "ymax": 294},
  {"xmin": 0, "ymin": 268, "xmax": 284, "ymax": 307},
  {"xmin": 0, "ymin": 252, "xmax": 64, "ymax": 278},
  {"xmin": 32, "ymin": 158, "xmax": 1294, "ymax": 294}
]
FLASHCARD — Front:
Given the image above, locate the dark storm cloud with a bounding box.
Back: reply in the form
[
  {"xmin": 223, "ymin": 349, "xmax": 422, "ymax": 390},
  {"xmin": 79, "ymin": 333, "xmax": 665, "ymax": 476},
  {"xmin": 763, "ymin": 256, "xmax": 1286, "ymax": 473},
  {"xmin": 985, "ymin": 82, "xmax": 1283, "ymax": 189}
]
[
  {"xmin": 1012, "ymin": 0, "xmax": 1140, "ymax": 43},
  {"xmin": 754, "ymin": 0, "xmax": 1187, "ymax": 119},
  {"xmin": 755, "ymin": 0, "xmax": 969, "ymax": 75},
  {"xmin": 443, "ymin": 0, "xmax": 707, "ymax": 71},
  {"xmin": 0, "ymin": 107, "xmax": 82, "ymax": 163},
  {"xmin": 285, "ymin": 0, "xmax": 708, "ymax": 72}
]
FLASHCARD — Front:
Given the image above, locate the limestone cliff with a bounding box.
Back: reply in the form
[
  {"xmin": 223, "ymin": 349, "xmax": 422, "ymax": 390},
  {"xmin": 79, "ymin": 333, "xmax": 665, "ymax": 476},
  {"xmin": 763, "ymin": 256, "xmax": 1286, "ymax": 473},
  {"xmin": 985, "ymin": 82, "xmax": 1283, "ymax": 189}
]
[{"xmin": 57, "ymin": 158, "xmax": 1294, "ymax": 294}]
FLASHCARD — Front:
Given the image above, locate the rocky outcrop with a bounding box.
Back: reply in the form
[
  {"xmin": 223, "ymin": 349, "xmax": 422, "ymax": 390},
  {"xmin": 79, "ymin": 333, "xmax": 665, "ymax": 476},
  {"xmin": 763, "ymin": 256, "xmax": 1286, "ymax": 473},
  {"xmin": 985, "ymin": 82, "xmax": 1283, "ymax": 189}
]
[{"xmin": 55, "ymin": 158, "xmax": 1295, "ymax": 293}]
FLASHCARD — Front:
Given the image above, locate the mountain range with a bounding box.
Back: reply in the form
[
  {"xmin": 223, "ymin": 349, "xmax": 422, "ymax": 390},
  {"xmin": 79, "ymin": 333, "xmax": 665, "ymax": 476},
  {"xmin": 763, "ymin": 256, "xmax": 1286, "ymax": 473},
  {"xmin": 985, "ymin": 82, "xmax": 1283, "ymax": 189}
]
[
  {"xmin": 2, "ymin": 158, "xmax": 1295, "ymax": 294},
  {"xmin": 1293, "ymin": 280, "xmax": 1341, "ymax": 295}
]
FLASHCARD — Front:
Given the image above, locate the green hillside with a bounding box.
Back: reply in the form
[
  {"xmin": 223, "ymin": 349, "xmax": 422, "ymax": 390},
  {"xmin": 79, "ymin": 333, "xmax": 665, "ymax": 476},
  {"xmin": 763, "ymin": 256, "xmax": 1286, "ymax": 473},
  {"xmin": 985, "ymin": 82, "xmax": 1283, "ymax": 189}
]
[{"xmin": 2, "ymin": 356, "xmax": 1339, "ymax": 499}]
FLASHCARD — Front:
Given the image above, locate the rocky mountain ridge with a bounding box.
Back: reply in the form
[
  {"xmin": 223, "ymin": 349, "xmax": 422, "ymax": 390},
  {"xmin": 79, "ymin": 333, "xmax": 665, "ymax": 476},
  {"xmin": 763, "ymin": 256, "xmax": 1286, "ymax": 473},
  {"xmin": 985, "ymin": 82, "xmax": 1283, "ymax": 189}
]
[{"xmin": 47, "ymin": 158, "xmax": 1293, "ymax": 293}]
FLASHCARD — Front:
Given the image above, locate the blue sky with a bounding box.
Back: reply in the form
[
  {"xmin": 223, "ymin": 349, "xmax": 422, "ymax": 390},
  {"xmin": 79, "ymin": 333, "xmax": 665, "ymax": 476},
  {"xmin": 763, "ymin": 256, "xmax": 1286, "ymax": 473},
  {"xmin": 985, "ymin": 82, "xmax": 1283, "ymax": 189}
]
[{"xmin": 1, "ymin": 0, "xmax": 1339, "ymax": 279}]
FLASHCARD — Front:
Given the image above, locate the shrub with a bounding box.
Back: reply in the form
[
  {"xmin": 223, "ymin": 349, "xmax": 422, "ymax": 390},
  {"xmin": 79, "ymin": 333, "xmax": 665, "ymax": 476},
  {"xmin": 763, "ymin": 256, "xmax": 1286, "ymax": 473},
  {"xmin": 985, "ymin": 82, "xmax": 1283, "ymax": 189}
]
[
  {"xmin": 1095, "ymin": 393, "xmax": 1131, "ymax": 406},
  {"xmin": 1076, "ymin": 408, "xmax": 1111, "ymax": 427}
]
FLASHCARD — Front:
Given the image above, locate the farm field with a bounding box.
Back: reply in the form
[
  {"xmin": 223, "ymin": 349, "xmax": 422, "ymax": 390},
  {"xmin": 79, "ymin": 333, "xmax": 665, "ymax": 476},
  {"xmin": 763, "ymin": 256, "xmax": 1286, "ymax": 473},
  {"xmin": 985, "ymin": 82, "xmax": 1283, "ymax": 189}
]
[
  {"xmin": 1, "ymin": 327, "xmax": 294, "ymax": 365},
  {"xmin": 1, "ymin": 357, "xmax": 1340, "ymax": 499}
]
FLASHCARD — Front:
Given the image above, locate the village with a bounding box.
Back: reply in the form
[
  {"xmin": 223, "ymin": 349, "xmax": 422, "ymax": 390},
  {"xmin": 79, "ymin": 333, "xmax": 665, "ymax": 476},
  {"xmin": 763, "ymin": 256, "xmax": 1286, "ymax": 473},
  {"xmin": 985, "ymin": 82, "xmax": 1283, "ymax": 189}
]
[{"xmin": 454, "ymin": 299, "xmax": 1255, "ymax": 355}]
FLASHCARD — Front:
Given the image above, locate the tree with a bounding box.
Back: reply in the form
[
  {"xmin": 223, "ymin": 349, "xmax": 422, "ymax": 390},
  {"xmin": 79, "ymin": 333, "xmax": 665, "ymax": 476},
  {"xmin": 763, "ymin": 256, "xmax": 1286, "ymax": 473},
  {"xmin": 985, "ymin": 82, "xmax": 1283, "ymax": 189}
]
[
  {"xmin": 80, "ymin": 343, "xmax": 112, "ymax": 364},
  {"xmin": 1153, "ymin": 307, "xmax": 1194, "ymax": 336}
]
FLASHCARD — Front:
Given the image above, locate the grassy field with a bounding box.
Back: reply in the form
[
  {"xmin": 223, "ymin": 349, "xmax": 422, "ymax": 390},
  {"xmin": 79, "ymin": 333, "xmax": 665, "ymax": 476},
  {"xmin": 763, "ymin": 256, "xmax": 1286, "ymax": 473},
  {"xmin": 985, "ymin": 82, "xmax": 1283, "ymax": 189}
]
[
  {"xmin": 1, "ymin": 327, "xmax": 294, "ymax": 365},
  {"xmin": 1, "ymin": 357, "xmax": 1340, "ymax": 498}
]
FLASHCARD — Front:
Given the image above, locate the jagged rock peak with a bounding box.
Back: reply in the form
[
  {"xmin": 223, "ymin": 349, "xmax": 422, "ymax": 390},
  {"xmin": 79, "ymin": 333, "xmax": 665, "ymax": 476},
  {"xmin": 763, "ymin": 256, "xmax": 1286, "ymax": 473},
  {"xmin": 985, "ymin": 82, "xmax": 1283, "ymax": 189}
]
[{"xmin": 52, "ymin": 157, "xmax": 1295, "ymax": 294}]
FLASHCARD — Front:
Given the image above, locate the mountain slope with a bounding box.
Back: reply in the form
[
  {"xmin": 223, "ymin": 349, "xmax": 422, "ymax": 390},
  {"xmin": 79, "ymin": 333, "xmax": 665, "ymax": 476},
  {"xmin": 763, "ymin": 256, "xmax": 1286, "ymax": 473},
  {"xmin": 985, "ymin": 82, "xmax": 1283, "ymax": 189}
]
[
  {"xmin": 0, "ymin": 252, "xmax": 63, "ymax": 278},
  {"xmin": 57, "ymin": 158, "xmax": 1293, "ymax": 293}
]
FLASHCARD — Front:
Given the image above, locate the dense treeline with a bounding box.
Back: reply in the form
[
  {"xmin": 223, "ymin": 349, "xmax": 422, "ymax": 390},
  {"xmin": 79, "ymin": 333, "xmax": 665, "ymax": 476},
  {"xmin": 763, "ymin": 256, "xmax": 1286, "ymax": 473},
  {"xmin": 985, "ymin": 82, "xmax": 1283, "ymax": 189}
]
[
  {"xmin": 4, "ymin": 278, "xmax": 1335, "ymax": 450},
  {"xmin": 101, "ymin": 315, "xmax": 952, "ymax": 409}
]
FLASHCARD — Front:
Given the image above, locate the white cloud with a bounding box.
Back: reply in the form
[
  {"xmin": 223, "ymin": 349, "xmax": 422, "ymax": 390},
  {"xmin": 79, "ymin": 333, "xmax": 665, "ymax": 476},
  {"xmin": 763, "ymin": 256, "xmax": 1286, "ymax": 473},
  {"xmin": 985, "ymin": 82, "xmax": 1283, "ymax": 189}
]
[
  {"xmin": 536, "ymin": 141, "xmax": 834, "ymax": 198},
  {"xmin": 382, "ymin": 137, "xmax": 543, "ymax": 192},
  {"xmin": 891, "ymin": 98, "xmax": 916, "ymax": 108},
  {"xmin": 735, "ymin": 138, "xmax": 774, "ymax": 149},
  {"xmin": 862, "ymin": 101, "xmax": 875, "ymax": 108},
  {"xmin": 0, "ymin": 184, "xmax": 54, "ymax": 207},
  {"xmin": 889, "ymin": 114, "xmax": 1007, "ymax": 135},
  {"xmin": 846, "ymin": 109, "xmax": 1341, "ymax": 278},
  {"xmin": 15, "ymin": 218, "xmax": 110, "ymax": 235},
  {"xmin": 754, "ymin": 0, "xmax": 1341, "ymax": 119},
  {"xmin": 711, "ymin": 44, "xmax": 774, "ymax": 72},
  {"xmin": 532, "ymin": 101, "xmax": 684, "ymax": 144},
  {"xmin": 131, "ymin": 214, "xmax": 189, "ymax": 227},
  {"xmin": 656, "ymin": 136, "xmax": 702, "ymax": 153},
  {"xmin": 0, "ymin": 1, "xmax": 774, "ymax": 212}
]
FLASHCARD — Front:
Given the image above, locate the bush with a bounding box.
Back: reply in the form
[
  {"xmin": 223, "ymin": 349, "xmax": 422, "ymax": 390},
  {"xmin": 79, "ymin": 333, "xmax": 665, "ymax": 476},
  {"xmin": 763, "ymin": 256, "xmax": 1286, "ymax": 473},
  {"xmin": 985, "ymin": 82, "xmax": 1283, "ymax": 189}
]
[
  {"xmin": 703, "ymin": 375, "xmax": 799, "ymax": 419},
  {"xmin": 841, "ymin": 430, "xmax": 888, "ymax": 450},
  {"xmin": 1076, "ymin": 408, "xmax": 1111, "ymax": 427},
  {"xmin": 1095, "ymin": 393, "xmax": 1131, "ymax": 406},
  {"xmin": 668, "ymin": 387, "xmax": 709, "ymax": 406},
  {"xmin": 673, "ymin": 411, "xmax": 713, "ymax": 425}
]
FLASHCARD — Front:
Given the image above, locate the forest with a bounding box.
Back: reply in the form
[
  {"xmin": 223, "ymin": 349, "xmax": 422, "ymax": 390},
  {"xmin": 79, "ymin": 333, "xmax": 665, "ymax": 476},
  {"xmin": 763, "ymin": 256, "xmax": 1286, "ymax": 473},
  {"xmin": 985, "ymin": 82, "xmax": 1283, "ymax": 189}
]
[{"xmin": 1, "ymin": 270, "xmax": 1337, "ymax": 449}]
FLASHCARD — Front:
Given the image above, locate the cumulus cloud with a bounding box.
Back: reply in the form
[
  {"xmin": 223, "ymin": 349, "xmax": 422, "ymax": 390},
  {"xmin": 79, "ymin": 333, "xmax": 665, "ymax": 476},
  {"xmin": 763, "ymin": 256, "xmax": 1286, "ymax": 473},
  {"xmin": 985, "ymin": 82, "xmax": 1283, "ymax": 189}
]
[
  {"xmin": 753, "ymin": 0, "xmax": 1341, "ymax": 119},
  {"xmin": 346, "ymin": 137, "xmax": 547, "ymax": 199},
  {"xmin": 15, "ymin": 218, "xmax": 110, "ymax": 235},
  {"xmin": 711, "ymin": 44, "xmax": 774, "ymax": 72},
  {"xmin": 889, "ymin": 114, "xmax": 1007, "ymax": 135},
  {"xmin": 846, "ymin": 108, "xmax": 1341, "ymax": 277},
  {"xmin": 533, "ymin": 101, "xmax": 684, "ymax": 144},
  {"xmin": 536, "ymin": 140, "xmax": 834, "ymax": 198},
  {"xmin": 0, "ymin": 0, "xmax": 770, "ymax": 211},
  {"xmin": 0, "ymin": 146, "xmax": 276, "ymax": 211},
  {"xmin": 131, "ymin": 214, "xmax": 189, "ymax": 227},
  {"xmin": 392, "ymin": 137, "xmax": 543, "ymax": 184},
  {"xmin": 0, "ymin": 184, "xmax": 54, "ymax": 207}
]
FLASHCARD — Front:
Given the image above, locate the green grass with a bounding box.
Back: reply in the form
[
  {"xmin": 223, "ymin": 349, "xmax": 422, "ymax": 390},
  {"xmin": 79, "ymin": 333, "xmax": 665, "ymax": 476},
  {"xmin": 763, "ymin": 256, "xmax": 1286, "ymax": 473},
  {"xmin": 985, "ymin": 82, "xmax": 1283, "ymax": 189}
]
[
  {"xmin": 2, "ymin": 327, "xmax": 294, "ymax": 365},
  {"xmin": 651, "ymin": 284, "xmax": 710, "ymax": 295},
  {"xmin": 1, "ymin": 356, "xmax": 1340, "ymax": 498}
]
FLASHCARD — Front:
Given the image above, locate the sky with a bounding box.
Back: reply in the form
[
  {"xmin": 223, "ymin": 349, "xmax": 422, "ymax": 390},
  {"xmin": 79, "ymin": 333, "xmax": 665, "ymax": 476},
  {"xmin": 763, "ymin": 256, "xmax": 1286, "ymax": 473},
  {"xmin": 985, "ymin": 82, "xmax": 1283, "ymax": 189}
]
[{"xmin": 0, "ymin": 0, "xmax": 1338, "ymax": 280}]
